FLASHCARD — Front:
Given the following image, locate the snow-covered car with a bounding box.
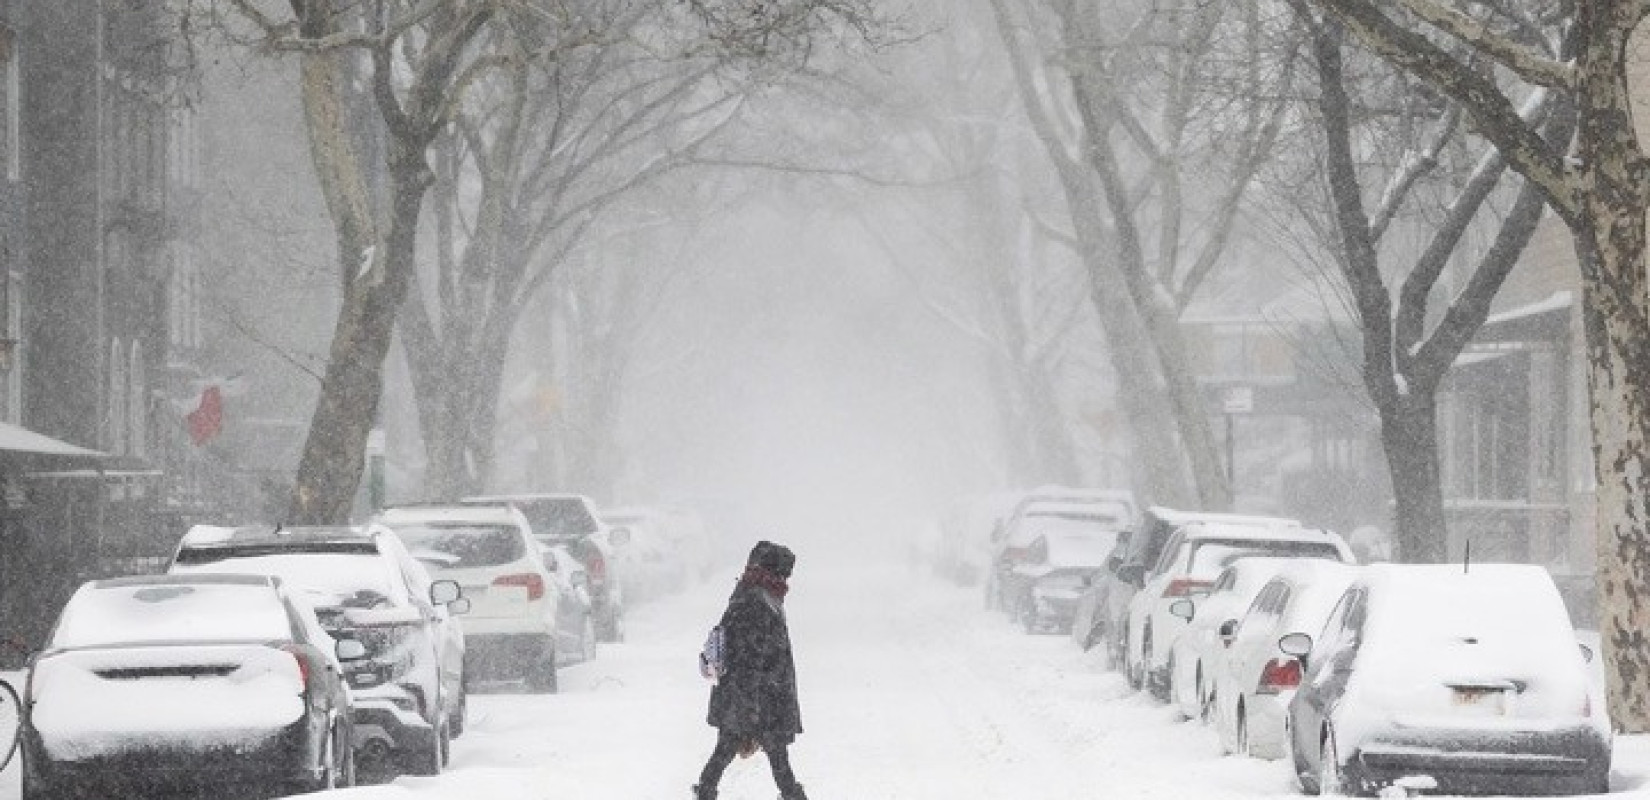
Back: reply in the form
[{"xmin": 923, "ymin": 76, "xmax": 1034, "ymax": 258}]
[
  {"xmin": 1287, "ymin": 564, "xmax": 1609, "ymax": 796},
  {"xmin": 167, "ymin": 523, "xmax": 468, "ymax": 775},
  {"xmin": 543, "ymin": 544, "xmax": 598, "ymax": 664},
  {"xmin": 20, "ymin": 574, "xmax": 361, "ymax": 798},
  {"xmin": 1209, "ymin": 560, "xmax": 1359, "ymax": 759},
  {"xmin": 1125, "ymin": 520, "xmax": 1347, "ymax": 699},
  {"xmin": 1165, "ymin": 557, "xmax": 1303, "ymax": 721},
  {"xmin": 1008, "ymin": 524, "xmax": 1122, "ymax": 634},
  {"xmin": 377, "ymin": 504, "xmax": 563, "ymax": 693},
  {"xmin": 463, "ymin": 493, "xmax": 626, "ymax": 642},
  {"xmin": 988, "ymin": 490, "xmax": 1134, "ymax": 614},
  {"xmin": 601, "ymin": 505, "xmax": 689, "ymax": 602},
  {"xmin": 935, "ymin": 491, "xmax": 1023, "ymax": 586},
  {"xmin": 1084, "ymin": 507, "xmax": 1303, "ymax": 671}
]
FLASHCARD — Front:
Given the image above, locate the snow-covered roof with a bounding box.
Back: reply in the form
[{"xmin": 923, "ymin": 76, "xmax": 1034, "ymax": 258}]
[
  {"xmin": 0, "ymin": 421, "xmax": 105, "ymax": 458},
  {"xmin": 1486, "ymin": 290, "xmax": 1572, "ymax": 326}
]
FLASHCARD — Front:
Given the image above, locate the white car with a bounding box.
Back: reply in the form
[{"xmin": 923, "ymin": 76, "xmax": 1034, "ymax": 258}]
[
  {"xmin": 1287, "ymin": 564, "xmax": 1609, "ymax": 796},
  {"xmin": 1125, "ymin": 521, "xmax": 1352, "ymax": 699},
  {"xmin": 988, "ymin": 492, "xmax": 1134, "ymax": 613},
  {"xmin": 601, "ymin": 506, "xmax": 687, "ymax": 602},
  {"xmin": 20, "ymin": 574, "xmax": 361, "ymax": 797},
  {"xmin": 377, "ymin": 505, "xmax": 563, "ymax": 693},
  {"xmin": 1165, "ymin": 557, "xmax": 1301, "ymax": 720},
  {"xmin": 1210, "ymin": 560, "xmax": 1359, "ymax": 758}
]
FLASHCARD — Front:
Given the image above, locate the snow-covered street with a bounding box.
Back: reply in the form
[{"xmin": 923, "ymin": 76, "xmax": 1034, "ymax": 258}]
[{"xmin": 6, "ymin": 561, "xmax": 1650, "ymax": 800}]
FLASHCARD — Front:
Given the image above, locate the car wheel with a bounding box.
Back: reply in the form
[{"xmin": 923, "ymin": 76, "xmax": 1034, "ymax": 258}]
[
  {"xmin": 1236, "ymin": 703, "xmax": 1250, "ymax": 757},
  {"xmin": 1318, "ymin": 729, "xmax": 1343, "ymax": 796},
  {"xmin": 527, "ymin": 644, "xmax": 560, "ymax": 694},
  {"xmin": 1196, "ymin": 668, "xmax": 1212, "ymax": 723},
  {"xmin": 338, "ymin": 722, "xmax": 357, "ymax": 788},
  {"xmin": 581, "ymin": 616, "xmax": 599, "ymax": 663},
  {"xmin": 449, "ymin": 683, "xmax": 468, "ymax": 739},
  {"xmin": 403, "ymin": 718, "xmax": 447, "ymax": 777},
  {"xmin": 20, "ymin": 774, "xmax": 61, "ymax": 800}
]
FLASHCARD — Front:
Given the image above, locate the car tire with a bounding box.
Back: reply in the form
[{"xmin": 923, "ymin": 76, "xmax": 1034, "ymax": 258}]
[
  {"xmin": 579, "ymin": 615, "xmax": 599, "ymax": 663},
  {"xmin": 405, "ymin": 722, "xmax": 446, "ymax": 777},
  {"xmin": 598, "ymin": 608, "xmax": 627, "ymax": 643},
  {"xmin": 449, "ymin": 682, "xmax": 468, "ymax": 739},
  {"xmin": 1318, "ymin": 729, "xmax": 1344, "ymax": 796},
  {"xmin": 20, "ymin": 774, "xmax": 61, "ymax": 800},
  {"xmin": 338, "ymin": 722, "xmax": 358, "ymax": 788},
  {"xmin": 527, "ymin": 643, "xmax": 560, "ymax": 694},
  {"xmin": 1236, "ymin": 702, "xmax": 1249, "ymax": 757}
]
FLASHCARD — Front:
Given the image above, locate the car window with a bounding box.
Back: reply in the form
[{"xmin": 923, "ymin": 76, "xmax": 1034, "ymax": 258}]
[
  {"xmin": 54, "ymin": 582, "xmax": 293, "ymax": 649},
  {"xmin": 1150, "ymin": 532, "xmax": 1185, "ymax": 576},
  {"xmin": 1310, "ymin": 586, "xmax": 1364, "ymax": 670},
  {"xmin": 1186, "ymin": 539, "xmax": 1342, "ymax": 575},
  {"xmin": 172, "ymin": 551, "xmax": 406, "ymax": 608},
  {"xmin": 393, "ymin": 523, "xmax": 528, "ymax": 568}
]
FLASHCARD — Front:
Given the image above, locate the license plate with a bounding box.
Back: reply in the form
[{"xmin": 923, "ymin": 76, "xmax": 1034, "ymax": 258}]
[{"xmin": 1451, "ymin": 687, "xmax": 1506, "ymax": 715}]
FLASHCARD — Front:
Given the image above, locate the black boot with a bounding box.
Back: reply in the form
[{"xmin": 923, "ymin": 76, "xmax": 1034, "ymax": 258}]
[{"xmin": 693, "ymin": 785, "xmax": 716, "ymax": 800}]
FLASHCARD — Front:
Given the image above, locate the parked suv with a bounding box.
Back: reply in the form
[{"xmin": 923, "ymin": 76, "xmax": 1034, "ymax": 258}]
[
  {"xmin": 377, "ymin": 504, "xmax": 563, "ymax": 692},
  {"xmin": 1124, "ymin": 521, "xmax": 1351, "ymax": 698},
  {"xmin": 463, "ymin": 494, "xmax": 626, "ymax": 641},
  {"xmin": 168, "ymin": 524, "xmax": 468, "ymax": 776},
  {"xmin": 1080, "ymin": 507, "xmax": 1302, "ymax": 675}
]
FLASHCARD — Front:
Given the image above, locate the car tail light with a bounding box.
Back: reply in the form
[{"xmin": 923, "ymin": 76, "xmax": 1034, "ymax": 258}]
[
  {"xmin": 1256, "ymin": 657, "xmax": 1302, "ymax": 695},
  {"xmin": 281, "ymin": 645, "xmax": 312, "ymax": 693},
  {"xmin": 587, "ymin": 552, "xmax": 607, "ymax": 582},
  {"xmin": 1163, "ymin": 578, "xmax": 1213, "ymax": 598},
  {"xmin": 494, "ymin": 572, "xmax": 546, "ymax": 600}
]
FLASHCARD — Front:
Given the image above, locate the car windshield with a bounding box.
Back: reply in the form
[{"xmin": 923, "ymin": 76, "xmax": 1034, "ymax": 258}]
[
  {"xmin": 1187, "ymin": 539, "xmax": 1341, "ymax": 576},
  {"xmin": 171, "ymin": 552, "xmax": 404, "ymax": 608},
  {"xmin": 522, "ymin": 499, "xmax": 600, "ymax": 538},
  {"xmin": 393, "ymin": 523, "xmax": 526, "ymax": 568},
  {"xmin": 53, "ymin": 582, "xmax": 292, "ymax": 649}
]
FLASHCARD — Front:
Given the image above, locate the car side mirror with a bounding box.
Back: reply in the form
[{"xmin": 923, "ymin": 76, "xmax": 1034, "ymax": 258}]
[
  {"xmin": 1218, "ymin": 619, "xmax": 1239, "ymax": 646},
  {"xmin": 429, "ymin": 579, "xmax": 462, "ymax": 605},
  {"xmin": 448, "ymin": 597, "xmax": 472, "ymax": 615},
  {"xmin": 1168, "ymin": 598, "xmax": 1195, "ymax": 622},
  {"xmin": 610, "ymin": 527, "xmax": 632, "ymax": 547},
  {"xmin": 1279, "ymin": 632, "xmax": 1313, "ymax": 660},
  {"xmin": 335, "ymin": 639, "xmax": 369, "ymax": 662}
]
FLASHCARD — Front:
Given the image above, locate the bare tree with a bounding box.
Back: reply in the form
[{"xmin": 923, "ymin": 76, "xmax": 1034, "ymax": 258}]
[
  {"xmin": 1279, "ymin": 8, "xmax": 1574, "ymax": 563},
  {"xmin": 988, "ymin": 0, "xmax": 1297, "ymax": 507},
  {"xmin": 400, "ymin": 1, "xmax": 752, "ymax": 499},
  {"xmin": 1302, "ymin": 0, "xmax": 1650, "ymax": 734}
]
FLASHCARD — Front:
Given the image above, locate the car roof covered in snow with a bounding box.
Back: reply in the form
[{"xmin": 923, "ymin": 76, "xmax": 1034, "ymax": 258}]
[
  {"xmin": 1175, "ymin": 520, "xmax": 1342, "ymax": 544},
  {"xmin": 1262, "ymin": 560, "xmax": 1361, "ymax": 631},
  {"xmin": 177, "ymin": 523, "xmax": 367, "ymax": 550},
  {"xmin": 1147, "ymin": 506, "xmax": 1302, "ymax": 529},
  {"xmin": 377, "ymin": 503, "xmax": 527, "ymax": 529}
]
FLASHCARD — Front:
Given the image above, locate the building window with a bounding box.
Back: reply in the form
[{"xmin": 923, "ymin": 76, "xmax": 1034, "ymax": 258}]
[
  {"xmin": 128, "ymin": 341, "xmax": 145, "ymax": 458},
  {"xmin": 107, "ymin": 339, "xmax": 126, "ymax": 454},
  {"xmin": 5, "ymin": 269, "xmax": 19, "ymax": 424},
  {"xmin": 0, "ymin": 26, "xmax": 17, "ymax": 182}
]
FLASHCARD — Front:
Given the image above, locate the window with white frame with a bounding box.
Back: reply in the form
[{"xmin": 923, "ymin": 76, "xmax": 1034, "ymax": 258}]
[
  {"xmin": 107, "ymin": 338, "xmax": 126, "ymax": 454},
  {"xmin": 128, "ymin": 341, "xmax": 145, "ymax": 458}
]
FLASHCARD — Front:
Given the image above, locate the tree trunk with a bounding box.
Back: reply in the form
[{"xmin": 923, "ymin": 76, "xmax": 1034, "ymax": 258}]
[
  {"xmin": 288, "ymin": 142, "xmax": 432, "ymax": 524},
  {"xmin": 1377, "ymin": 397, "xmax": 1448, "ymax": 563},
  {"xmin": 1575, "ymin": 218, "xmax": 1650, "ymax": 732}
]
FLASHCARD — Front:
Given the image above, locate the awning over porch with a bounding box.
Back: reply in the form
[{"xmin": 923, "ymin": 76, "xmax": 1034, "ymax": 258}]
[{"xmin": 0, "ymin": 421, "xmax": 105, "ymax": 458}]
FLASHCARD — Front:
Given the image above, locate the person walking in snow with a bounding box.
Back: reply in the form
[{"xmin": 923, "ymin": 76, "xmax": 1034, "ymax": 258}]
[{"xmin": 694, "ymin": 541, "xmax": 807, "ymax": 800}]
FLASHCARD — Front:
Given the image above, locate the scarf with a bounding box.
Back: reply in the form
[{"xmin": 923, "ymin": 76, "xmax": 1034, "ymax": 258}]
[{"xmin": 740, "ymin": 564, "xmax": 790, "ymax": 601}]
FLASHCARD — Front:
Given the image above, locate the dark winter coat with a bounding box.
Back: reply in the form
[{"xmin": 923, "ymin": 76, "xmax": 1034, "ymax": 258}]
[{"xmin": 706, "ymin": 574, "xmax": 802, "ymax": 743}]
